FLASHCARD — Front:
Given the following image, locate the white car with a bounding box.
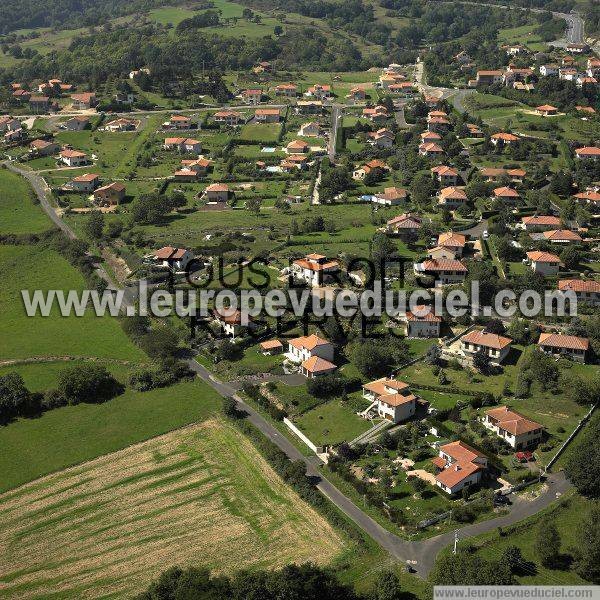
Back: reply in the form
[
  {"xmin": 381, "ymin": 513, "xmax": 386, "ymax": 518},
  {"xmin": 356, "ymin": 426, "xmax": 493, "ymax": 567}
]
[{"xmin": 482, "ymin": 230, "xmax": 489, "ymax": 239}]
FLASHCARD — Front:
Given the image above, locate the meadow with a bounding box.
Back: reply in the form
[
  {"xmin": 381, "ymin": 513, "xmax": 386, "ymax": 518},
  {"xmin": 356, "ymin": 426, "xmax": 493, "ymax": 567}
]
[
  {"xmin": 0, "ymin": 419, "xmax": 345, "ymax": 598},
  {"xmin": 0, "ymin": 169, "xmax": 53, "ymax": 235}
]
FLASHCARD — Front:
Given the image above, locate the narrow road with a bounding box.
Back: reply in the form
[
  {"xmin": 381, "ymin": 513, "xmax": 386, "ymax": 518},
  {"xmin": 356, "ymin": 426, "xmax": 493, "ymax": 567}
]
[{"xmin": 329, "ymin": 103, "xmax": 342, "ymax": 161}]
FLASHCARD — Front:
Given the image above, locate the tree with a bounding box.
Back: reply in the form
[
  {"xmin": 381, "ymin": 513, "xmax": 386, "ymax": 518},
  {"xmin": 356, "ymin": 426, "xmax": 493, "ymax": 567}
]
[
  {"xmin": 534, "ymin": 521, "xmax": 561, "ymax": 568},
  {"xmin": 431, "ymin": 553, "xmax": 514, "ymax": 585},
  {"xmin": 501, "ymin": 545, "xmax": 525, "ymax": 574},
  {"xmin": 139, "ymin": 328, "xmax": 180, "ymax": 360},
  {"xmin": 83, "ymin": 210, "xmax": 104, "ymax": 241},
  {"xmin": 574, "ymin": 502, "xmax": 600, "ymax": 583},
  {"xmin": 245, "ymin": 197, "xmax": 261, "ymax": 213},
  {"xmin": 0, "ymin": 372, "xmax": 32, "ymax": 424},
  {"xmin": 565, "ymin": 413, "xmax": 600, "ymax": 498},
  {"xmin": 222, "ymin": 396, "xmax": 241, "ymax": 419},
  {"xmin": 56, "ymin": 364, "xmax": 122, "ymax": 405},
  {"xmin": 273, "ymin": 25, "xmax": 283, "ymax": 36},
  {"xmin": 473, "ymin": 350, "xmax": 491, "ymax": 374},
  {"xmin": 425, "ymin": 344, "xmax": 442, "ymax": 365},
  {"xmin": 373, "ymin": 570, "xmax": 403, "ymax": 600},
  {"xmin": 409, "ymin": 476, "xmax": 428, "ymax": 497}
]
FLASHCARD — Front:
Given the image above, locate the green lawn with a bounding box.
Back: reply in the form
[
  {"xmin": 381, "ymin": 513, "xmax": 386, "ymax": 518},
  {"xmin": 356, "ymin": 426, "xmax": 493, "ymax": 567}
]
[
  {"xmin": 294, "ymin": 399, "xmax": 372, "ymax": 446},
  {"xmin": 0, "ymin": 375, "xmax": 222, "ymax": 492},
  {"xmin": 0, "ymin": 169, "xmax": 53, "ymax": 235},
  {"xmin": 239, "ymin": 123, "xmax": 282, "ymax": 143},
  {"xmin": 0, "ymin": 245, "xmax": 145, "ymax": 361}
]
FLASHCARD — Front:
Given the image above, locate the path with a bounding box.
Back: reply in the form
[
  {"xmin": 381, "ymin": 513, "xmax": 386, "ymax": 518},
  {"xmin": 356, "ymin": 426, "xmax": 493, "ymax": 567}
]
[{"xmin": 329, "ymin": 103, "xmax": 342, "ymax": 161}]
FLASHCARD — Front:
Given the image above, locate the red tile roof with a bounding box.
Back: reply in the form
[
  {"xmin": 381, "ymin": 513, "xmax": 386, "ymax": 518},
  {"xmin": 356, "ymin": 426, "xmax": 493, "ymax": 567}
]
[
  {"xmin": 558, "ymin": 279, "xmax": 600, "ymax": 293},
  {"xmin": 538, "ymin": 332, "xmax": 589, "ymax": 351},
  {"xmin": 485, "ymin": 406, "xmax": 543, "ymax": 435},
  {"xmin": 462, "ymin": 330, "xmax": 512, "ymax": 350}
]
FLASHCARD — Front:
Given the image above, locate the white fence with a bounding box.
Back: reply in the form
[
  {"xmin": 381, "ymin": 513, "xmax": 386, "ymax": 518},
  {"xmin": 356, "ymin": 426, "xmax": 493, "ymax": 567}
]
[{"xmin": 283, "ymin": 418, "xmax": 322, "ymax": 453}]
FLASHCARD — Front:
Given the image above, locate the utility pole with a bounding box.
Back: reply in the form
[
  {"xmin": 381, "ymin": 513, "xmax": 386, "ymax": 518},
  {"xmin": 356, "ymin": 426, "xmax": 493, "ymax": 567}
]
[{"xmin": 453, "ymin": 530, "xmax": 459, "ymax": 554}]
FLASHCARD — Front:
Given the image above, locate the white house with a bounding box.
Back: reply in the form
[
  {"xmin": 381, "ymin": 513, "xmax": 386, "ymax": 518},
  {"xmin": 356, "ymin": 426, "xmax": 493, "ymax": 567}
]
[
  {"xmin": 60, "ymin": 149, "xmax": 89, "ymax": 167},
  {"xmin": 414, "ymin": 259, "xmax": 468, "ymax": 285},
  {"xmin": 526, "ymin": 251, "xmax": 562, "ymax": 276},
  {"xmin": 291, "ymin": 253, "xmax": 339, "ymax": 287},
  {"xmin": 70, "ymin": 173, "xmax": 100, "ymax": 192},
  {"xmin": 460, "ymin": 330, "xmax": 512, "ymax": 364},
  {"xmin": 537, "ymin": 332, "xmax": 589, "ymax": 363},
  {"xmin": 362, "ymin": 377, "xmax": 417, "ymax": 423},
  {"xmin": 483, "ymin": 406, "xmax": 544, "ymax": 450},
  {"xmin": 288, "ymin": 334, "xmax": 335, "ymax": 364},
  {"xmin": 213, "ymin": 308, "xmax": 253, "ymax": 339},
  {"xmin": 401, "ymin": 305, "xmax": 442, "ymax": 338},
  {"xmin": 372, "ymin": 187, "xmax": 408, "ymax": 206},
  {"xmin": 151, "ymin": 246, "xmax": 193, "ymax": 271},
  {"xmin": 432, "ymin": 441, "xmax": 488, "ymax": 495}
]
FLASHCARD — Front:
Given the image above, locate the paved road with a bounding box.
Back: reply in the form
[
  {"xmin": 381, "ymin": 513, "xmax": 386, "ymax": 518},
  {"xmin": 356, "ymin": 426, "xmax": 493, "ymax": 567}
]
[{"xmin": 329, "ymin": 103, "xmax": 342, "ymax": 161}]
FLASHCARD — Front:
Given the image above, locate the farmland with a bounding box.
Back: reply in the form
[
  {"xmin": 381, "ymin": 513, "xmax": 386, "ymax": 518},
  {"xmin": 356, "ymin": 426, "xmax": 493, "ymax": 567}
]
[{"xmin": 0, "ymin": 420, "xmax": 345, "ymax": 598}]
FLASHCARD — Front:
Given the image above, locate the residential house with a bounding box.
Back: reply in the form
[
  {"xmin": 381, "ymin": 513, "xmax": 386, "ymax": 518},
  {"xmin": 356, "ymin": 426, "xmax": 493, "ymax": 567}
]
[
  {"xmin": 362, "ymin": 377, "xmax": 417, "ymax": 423},
  {"xmin": 3, "ymin": 128, "xmax": 24, "ymax": 143},
  {"xmin": 490, "ymin": 132, "xmax": 519, "ymax": 146},
  {"xmin": 419, "ymin": 142, "xmax": 444, "ymax": 157},
  {"xmin": 0, "ymin": 117, "xmax": 21, "ymax": 132},
  {"xmin": 104, "ymin": 118, "xmax": 137, "ymax": 132},
  {"xmin": 255, "ymin": 108, "xmax": 281, "ymax": 123},
  {"xmin": 492, "ymin": 186, "xmax": 520, "ymax": 204},
  {"xmin": 389, "ymin": 82, "xmax": 415, "ymax": 96},
  {"xmin": 163, "ymin": 137, "xmax": 202, "ymax": 153},
  {"xmin": 432, "ymin": 441, "xmax": 488, "ymax": 496},
  {"xmin": 151, "ymin": 246, "xmax": 193, "ymax": 271},
  {"xmin": 300, "ymin": 355, "xmax": 338, "ymax": 378},
  {"xmin": 13, "ymin": 89, "xmax": 31, "ymax": 103},
  {"xmin": 401, "ymin": 305, "xmax": 442, "ymax": 338},
  {"xmin": 566, "ymin": 42, "xmax": 588, "ymax": 53},
  {"xmin": 483, "ymin": 406, "xmax": 544, "ymax": 450},
  {"xmin": 29, "ymin": 96, "xmax": 50, "ymax": 113},
  {"xmin": 384, "ymin": 213, "xmax": 422, "ymax": 241},
  {"xmin": 438, "ymin": 186, "xmax": 468, "ymax": 208},
  {"xmin": 241, "ymin": 89, "xmax": 262, "ymax": 105},
  {"xmin": 421, "ymin": 131, "xmax": 442, "ymax": 144},
  {"xmin": 460, "ymin": 330, "xmax": 512, "ymax": 364},
  {"xmin": 558, "ymin": 279, "xmax": 600, "ymax": 306},
  {"xmin": 353, "ymin": 159, "xmax": 390, "ymax": 180},
  {"xmin": 29, "ymin": 139, "xmax": 59, "ymax": 156},
  {"xmin": 70, "ymin": 92, "xmax": 97, "ymax": 110},
  {"xmin": 180, "ymin": 157, "xmax": 212, "ymax": 176},
  {"xmin": 575, "ymin": 105, "xmax": 596, "ymax": 114},
  {"xmin": 427, "ymin": 116, "xmax": 450, "ymax": 134},
  {"xmin": 347, "ymin": 86, "xmax": 366, "ymax": 102},
  {"xmin": 286, "ymin": 140, "xmax": 309, "ymax": 154},
  {"xmin": 70, "ymin": 173, "xmax": 100, "ymax": 192},
  {"xmin": 539, "ymin": 64, "xmax": 559, "ymax": 77},
  {"xmin": 280, "ymin": 155, "xmax": 310, "ymax": 171},
  {"xmin": 575, "ymin": 146, "xmax": 600, "ymax": 160},
  {"xmin": 372, "ymin": 187, "xmax": 408, "ymax": 206},
  {"xmin": 437, "ymin": 231, "xmax": 467, "ymax": 257},
  {"xmin": 259, "ymin": 340, "xmax": 284, "ymax": 355},
  {"xmin": 164, "ymin": 115, "xmax": 193, "ymax": 129},
  {"xmin": 362, "ymin": 105, "xmax": 389, "ymax": 122},
  {"xmin": 204, "ymin": 183, "xmax": 230, "ymax": 202},
  {"xmin": 520, "ymin": 215, "xmax": 561, "ymax": 231},
  {"xmin": 526, "ymin": 250, "xmax": 562, "ymax": 276},
  {"xmin": 466, "ymin": 123, "xmax": 484, "ymax": 137},
  {"xmin": 63, "ymin": 116, "xmax": 90, "ymax": 131},
  {"xmin": 288, "ymin": 334, "xmax": 335, "ymax": 364},
  {"xmin": 586, "ymin": 57, "xmax": 600, "ymax": 76},
  {"xmin": 291, "ymin": 253, "xmax": 340, "ymax": 287},
  {"xmin": 542, "ymin": 229, "xmax": 582, "ymax": 244},
  {"xmin": 274, "ymin": 83, "xmax": 298, "ymax": 98},
  {"xmin": 480, "ymin": 167, "xmax": 526, "ymax": 184},
  {"xmin": 476, "ymin": 70, "xmax": 504, "ymax": 86},
  {"xmin": 414, "ymin": 258, "xmax": 468, "ymax": 285},
  {"xmin": 295, "ymin": 100, "xmax": 323, "ymax": 114},
  {"xmin": 298, "ymin": 122, "xmax": 322, "ymax": 137},
  {"xmin": 213, "ymin": 308, "xmax": 253, "ymax": 339},
  {"xmin": 367, "ymin": 128, "xmax": 395, "ymax": 148},
  {"xmin": 93, "ymin": 182, "xmax": 126, "ymax": 205},
  {"xmin": 577, "ymin": 75, "xmax": 597, "ymax": 88},
  {"xmin": 573, "ymin": 190, "xmax": 600, "ymax": 210},
  {"xmin": 559, "ymin": 67, "xmax": 578, "ymax": 81},
  {"xmin": 307, "ymin": 84, "xmax": 331, "ymax": 100},
  {"xmin": 431, "ymin": 165, "xmax": 459, "ymax": 186},
  {"xmin": 214, "ymin": 110, "xmax": 244, "ymax": 126},
  {"xmin": 537, "ymin": 332, "xmax": 589, "ymax": 363}
]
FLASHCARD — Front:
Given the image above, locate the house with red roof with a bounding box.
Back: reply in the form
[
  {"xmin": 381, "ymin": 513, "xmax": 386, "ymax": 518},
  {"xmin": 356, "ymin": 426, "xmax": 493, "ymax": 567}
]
[
  {"xmin": 414, "ymin": 258, "xmax": 468, "ymax": 286},
  {"xmin": 421, "ymin": 131, "xmax": 442, "ymax": 144},
  {"xmin": 432, "ymin": 441, "xmax": 488, "ymax": 495},
  {"xmin": 526, "ymin": 250, "xmax": 562, "ymax": 276},
  {"xmin": 255, "ymin": 108, "xmax": 282, "ymax": 122},
  {"xmin": 362, "ymin": 105, "xmax": 389, "ymax": 122},
  {"xmin": 203, "ymin": 183, "xmax": 231, "ymax": 202},
  {"xmin": 493, "ymin": 186, "xmax": 520, "ymax": 204},
  {"xmin": 64, "ymin": 115, "xmax": 90, "ymax": 131},
  {"xmin": 286, "ymin": 139, "xmax": 309, "ymax": 154},
  {"xmin": 151, "ymin": 246, "xmax": 193, "ymax": 271},
  {"xmin": 483, "ymin": 406, "xmax": 544, "ymax": 449},
  {"xmin": 291, "ymin": 253, "xmax": 339, "ymax": 287},
  {"xmin": 438, "ymin": 186, "xmax": 467, "ymax": 208},
  {"xmin": 60, "ymin": 149, "xmax": 89, "ymax": 167},
  {"xmin": 437, "ymin": 231, "xmax": 467, "ymax": 257},
  {"xmin": 573, "ymin": 190, "xmax": 600, "ymax": 208},
  {"xmin": 352, "ymin": 159, "xmax": 390, "ymax": 180},
  {"xmin": 384, "ymin": 213, "xmax": 422, "ymax": 241},
  {"xmin": 274, "ymin": 83, "xmax": 298, "ymax": 98},
  {"xmin": 259, "ymin": 339, "xmax": 284, "ymax": 355},
  {"xmin": 29, "ymin": 139, "xmax": 59, "ymax": 156},
  {"xmin": 347, "ymin": 86, "xmax": 366, "ymax": 102},
  {"xmin": 300, "ymin": 356, "xmax": 338, "ymax": 378},
  {"xmin": 367, "ymin": 128, "xmax": 395, "ymax": 148},
  {"xmin": 212, "ymin": 308, "xmax": 254, "ymax": 339},
  {"xmin": 490, "ymin": 132, "xmax": 519, "ymax": 146},
  {"xmin": 431, "ymin": 165, "xmax": 459, "ymax": 186},
  {"xmin": 558, "ymin": 279, "xmax": 600, "ymax": 306},
  {"xmin": 538, "ymin": 333, "xmax": 589, "ymax": 363},
  {"xmin": 372, "ymin": 187, "xmax": 408, "ymax": 206},
  {"xmin": 70, "ymin": 92, "xmax": 97, "ymax": 110},
  {"xmin": 307, "ymin": 84, "xmax": 331, "ymax": 100},
  {"xmin": 479, "ymin": 167, "xmax": 526, "ymax": 184},
  {"xmin": 69, "ymin": 173, "xmax": 100, "ymax": 193},
  {"xmin": 476, "ymin": 70, "xmax": 504, "ymax": 86},
  {"xmin": 575, "ymin": 146, "xmax": 600, "ymax": 160},
  {"xmin": 520, "ymin": 215, "xmax": 561, "ymax": 231},
  {"xmin": 419, "ymin": 142, "xmax": 444, "ymax": 157},
  {"xmin": 400, "ymin": 305, "xmax": 442, "ymax": 338},
  {"xmin": 163, "ymin": 137, "xmax": 202, "ymax": 153},
  {"xmin": 542, "ymin": 229, "xmax": 582, "ymax": 244},
  {"xmin": 460, "ymin": 330, "xmax": 512, "ymax": 364},
  {"xmin": 94, "ymin": 182, "xmax": 126, "ymax": 205},
  {"xmin": 536, "ymin": 104, "xmax": 558, "ymax": 116},
  {"xmin": 241, "ymin": 89, "xmax": 262, "ymax": 105},
  {"xmin": 362, "ymin": 377, "xmax": 418, "ymax": 423},
  {"xmin": 288, "ymin": 334, "xmax": 334, "ymax": 363},
  {"xmin": 214, "ymin": 110, "xmax": 244, "ymax": 126}
]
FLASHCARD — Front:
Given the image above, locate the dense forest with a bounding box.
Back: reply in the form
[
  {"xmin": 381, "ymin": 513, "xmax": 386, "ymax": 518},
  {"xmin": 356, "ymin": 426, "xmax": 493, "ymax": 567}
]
[{"xmin": 0, "ymin": 0, "xmax": 202, "ymax": 35}]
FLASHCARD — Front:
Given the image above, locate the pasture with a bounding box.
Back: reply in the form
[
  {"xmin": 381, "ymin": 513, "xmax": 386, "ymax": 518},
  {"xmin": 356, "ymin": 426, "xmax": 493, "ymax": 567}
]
[{"xmin": 0, "ymin": 419, "xmax": 344, "ymax": 598}]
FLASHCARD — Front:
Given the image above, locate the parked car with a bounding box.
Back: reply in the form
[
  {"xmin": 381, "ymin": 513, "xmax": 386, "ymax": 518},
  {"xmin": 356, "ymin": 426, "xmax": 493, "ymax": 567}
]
[{"xmin": 494, "ymin": 494, "xmax": 511, "ymax": 507}]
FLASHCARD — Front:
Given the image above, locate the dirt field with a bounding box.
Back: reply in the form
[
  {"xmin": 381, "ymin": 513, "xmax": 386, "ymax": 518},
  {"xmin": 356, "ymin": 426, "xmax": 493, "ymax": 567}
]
[{"xmin": 0, "ymin": 420, "xmax": 344, "ymax": 598}]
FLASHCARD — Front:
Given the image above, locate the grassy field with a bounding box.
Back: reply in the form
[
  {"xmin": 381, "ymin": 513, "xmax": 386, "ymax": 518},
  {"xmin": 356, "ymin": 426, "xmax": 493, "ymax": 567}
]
[
  {"xmin": 0, "ymin": 369, "xmax": 223, "ymax": 492},
  {"xmin": 0, "ymin": 245, "xmax": 144, "ymax": 361},
  {"xmin": 451, "ymin": 491, "xmax": 590, "ymax": 585},
  {"xmin": 0, "ymin": 169, "xmax": 53, "ymax": 235},
  {"xmin": 0, "ymin": 419, "xmax": 345, "ymax": 598},
  {"xmin": 294, "ymin": 399, "xmax": 372, "ymax": 446}
]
